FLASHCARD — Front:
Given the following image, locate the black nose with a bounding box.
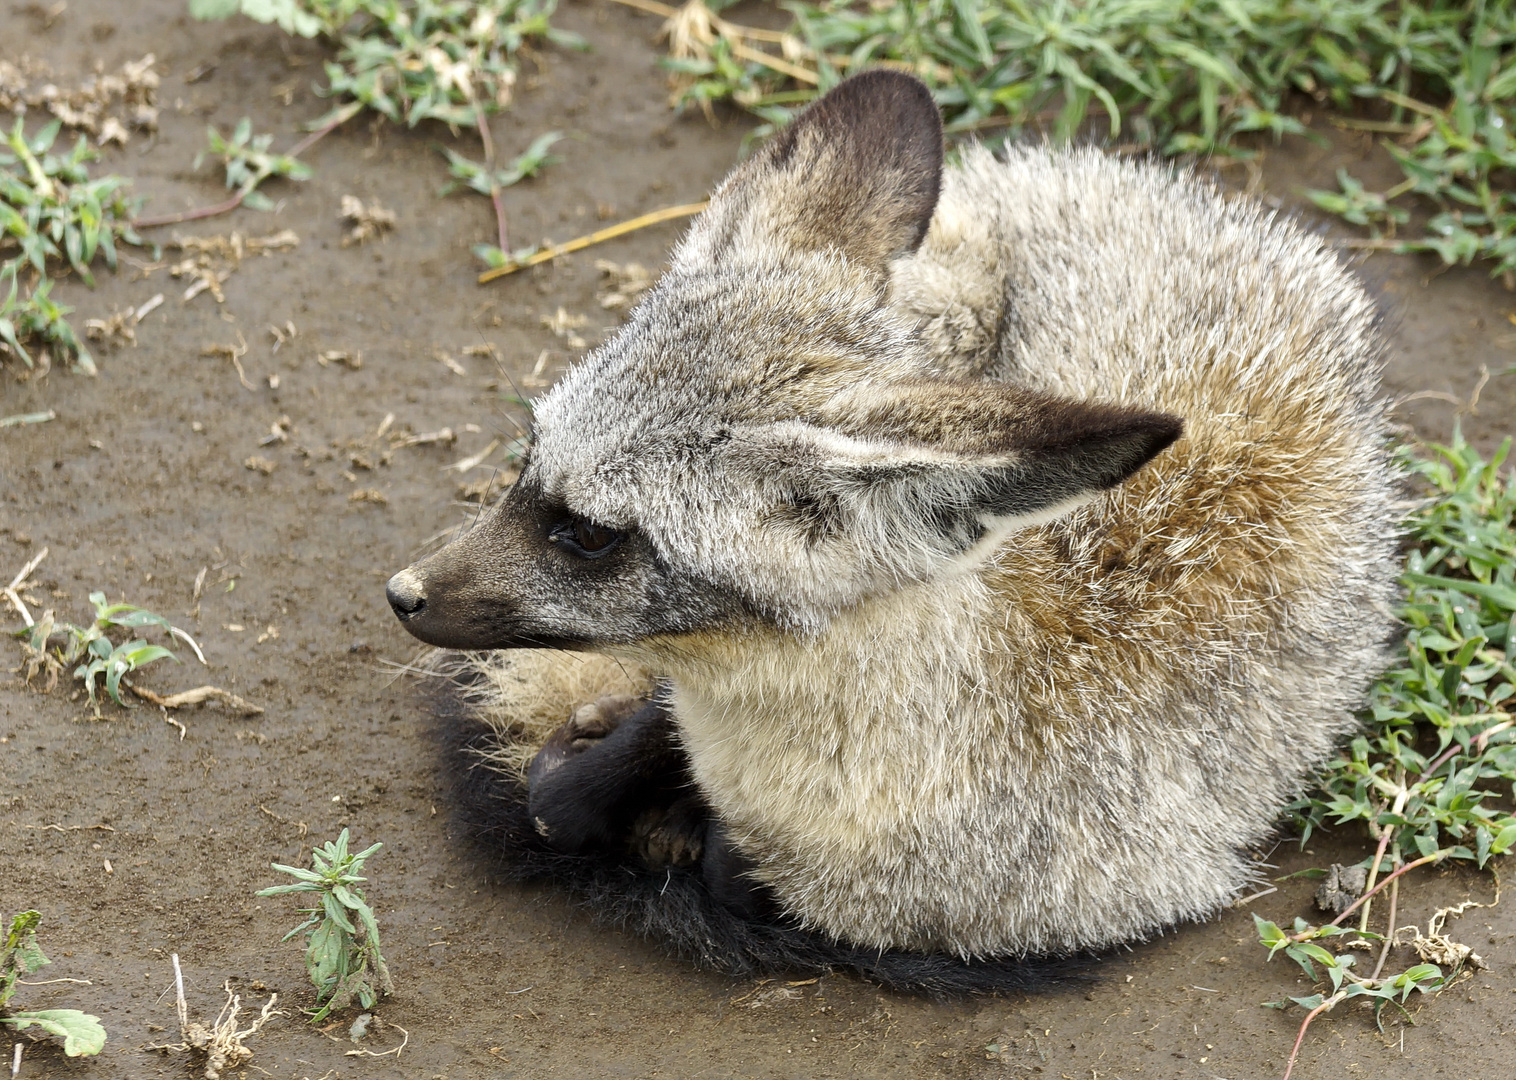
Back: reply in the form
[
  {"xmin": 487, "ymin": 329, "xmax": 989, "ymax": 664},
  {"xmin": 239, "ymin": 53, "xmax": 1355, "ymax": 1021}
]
[{"xmin": 386, "ymin": 569, "xmax": 427, "ymax": 620}]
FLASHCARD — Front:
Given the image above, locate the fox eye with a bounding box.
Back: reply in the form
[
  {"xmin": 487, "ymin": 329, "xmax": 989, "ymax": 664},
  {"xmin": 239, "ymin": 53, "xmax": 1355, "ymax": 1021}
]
[{"xmin": 549, "ymin": 515, "xmax": 624, "ymax": 559}]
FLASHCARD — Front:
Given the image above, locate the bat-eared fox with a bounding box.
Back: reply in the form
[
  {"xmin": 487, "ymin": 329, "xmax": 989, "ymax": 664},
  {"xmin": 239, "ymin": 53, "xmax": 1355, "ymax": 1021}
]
[{"xmin": 387, "ymin": 69, "xmax": 1400, "ymax": 993}]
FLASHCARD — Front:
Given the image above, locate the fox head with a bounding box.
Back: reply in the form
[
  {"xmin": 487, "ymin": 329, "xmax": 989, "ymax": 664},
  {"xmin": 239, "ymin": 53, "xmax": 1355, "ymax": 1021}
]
[{"xmin": 388, "ymin": 70, "xmax": 1181, "ymax": 650}]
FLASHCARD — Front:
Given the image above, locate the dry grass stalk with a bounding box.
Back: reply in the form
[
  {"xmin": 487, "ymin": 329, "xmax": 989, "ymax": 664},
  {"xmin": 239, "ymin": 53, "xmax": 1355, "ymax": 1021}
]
[
  {"xmin": 169, "ymin": 230, "xmax": 300, "ymax": 304},
  {"xmin": 595, "ymin": 259, "xmax": 656, "ymax": 312},
  {"xmin": 316, "ymin": 348, "xmax": 362, "ymax": 370},
  {"xmin": 201, "ymin": 332, "xmax": 252, "ymax": 390},
  {"xmin": 1395, "ymin": 894, "xmax": 1498, "ymax": 973},
  {"xmin": 84, "ymin": 308, "xmax": 137, "ymax": 347},
  {"xmin": 4, "ymin": 545, "xmax": 48, "ymax": 629},
  {"xmin": 540, "ymin": 306, "xmax": 588, "ymax": 349},
  {"xmin": 476, "ymin": 201, "xmax": 707, "ymax": 283}
]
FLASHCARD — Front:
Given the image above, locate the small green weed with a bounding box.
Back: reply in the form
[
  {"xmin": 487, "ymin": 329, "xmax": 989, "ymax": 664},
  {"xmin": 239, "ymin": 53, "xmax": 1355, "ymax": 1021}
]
[
  {"xmin": 0, "ymin": 911, "xmax": 107, "ymax": 1058},
  {"xmin": 0, "ymin": 117, "xmax": 143, "ymax": 373},
  {"xmin": 191, "ymin": 0, "xmax": 581, "ymax": 128},
  {"xmin": 443, "ymin": 128, "xmax": 564, "ymax": 265},
  {"xmin": 0, "ymin": 268, "xmax": 89, "ymax": 374},
  {"xmin": 1256, "ymin": 429, "xmax": 1515, "ymax": 1076},
  {"xmin": 1294, "ymin": 434, "xmax": 1516, "ymax": 866},
  {"xmin": 186, "ymin": 0, "xmax": 578, "ymax": 264},
  {"xmin": 12, "ymin": 591, "xmax": 185, "ymax": 717},
  {"xmin": 257, "ymin": 829, "xmax": 393, "ymax": 1023},
  {"xmin": 645, "ymin": 0, "xmax": 1516, "ymax": 283},
  {"xmin": 200, "ymin": 117, "xmax": 315, "ymax": 212}
]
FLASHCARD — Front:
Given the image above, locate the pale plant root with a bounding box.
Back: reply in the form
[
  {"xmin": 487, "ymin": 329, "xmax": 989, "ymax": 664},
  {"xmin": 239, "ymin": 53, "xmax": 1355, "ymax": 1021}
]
[{"xmin": 440, "ymin": 649, "xmax": 656, "ymax": 780}]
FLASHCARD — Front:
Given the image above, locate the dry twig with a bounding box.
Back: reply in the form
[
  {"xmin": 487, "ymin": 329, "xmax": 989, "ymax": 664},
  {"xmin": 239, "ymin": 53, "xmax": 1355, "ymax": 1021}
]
[
  {"xmin": 477, "ymin": 202, "xmax": 707, "ymax": 283},
  {"xmin": 201, "ymin": 332, "xmax": 253, "ymax": 390},
  {"xmin": 4, "ymin": 545, "xmax": 49, "ymax": 628},
  {"xmin": 123, "ymin": 680, "xmax": 263, "ymax": 716},
  {"xmin": 340, "ymin": 195, "xmax": 397, "ymax": 246}
]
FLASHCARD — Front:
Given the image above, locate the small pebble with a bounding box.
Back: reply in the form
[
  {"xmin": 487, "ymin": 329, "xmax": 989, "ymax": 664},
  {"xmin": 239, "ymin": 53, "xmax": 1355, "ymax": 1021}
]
[{"xmin": 349, "ymin": 1012, "xmax": 372, "ymax": 1042}]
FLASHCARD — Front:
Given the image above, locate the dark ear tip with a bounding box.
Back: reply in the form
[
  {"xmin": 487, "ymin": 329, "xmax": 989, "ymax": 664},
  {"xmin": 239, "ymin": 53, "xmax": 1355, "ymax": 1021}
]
[
  {"xmin": 1144, "ymin": 412, "xmax": 1184, "ymax": 453},
  {"xmin": 832, "ymin": 68, "xmax": 936, "ymax": 103},
  {"xmin": 826, "ymin": 68, "xmax": 942, "ymax": 135}
]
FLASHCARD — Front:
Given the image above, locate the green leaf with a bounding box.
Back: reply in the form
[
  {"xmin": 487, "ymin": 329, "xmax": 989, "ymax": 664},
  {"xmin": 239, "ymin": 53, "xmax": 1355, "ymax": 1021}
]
[
  {"xmin": 257, "ymin": 882, "xmax": 320, "ymax": 897},
  {"xmin": 0, "ymin": 1010, "xmax": 106, "ymax": 1056},
  {"xmin": 107, "ymin": 609, "xmax": 171, "ymax": 631},
  {"xmin": 1405, "ymin": 572, "xmax": 1516, "ymax": 610},
  {"xmin": 187, "ymin": 0, "xmax": 242, "ymax": 19},
  {"xmin": 322, "ymin": 891, "xmax": 356, "ymax": 934}
]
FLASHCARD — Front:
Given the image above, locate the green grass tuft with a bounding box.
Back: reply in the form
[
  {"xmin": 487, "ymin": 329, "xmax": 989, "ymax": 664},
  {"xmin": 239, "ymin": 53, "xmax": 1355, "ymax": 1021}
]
[
  {"xmin": 0, "ymin": 118, "xmax": 144, "ymax": 374},
  {"xmin": 1256, "ymin": 429, "xmax": 1514, "ymax": 1070},
  {"xmin": 1294, "ymin": 430, "xmax": 1515, "ymax": 868},
  {"xmin": 662, "ymin": 0, "xmax": 1516, "ymax": 283}
]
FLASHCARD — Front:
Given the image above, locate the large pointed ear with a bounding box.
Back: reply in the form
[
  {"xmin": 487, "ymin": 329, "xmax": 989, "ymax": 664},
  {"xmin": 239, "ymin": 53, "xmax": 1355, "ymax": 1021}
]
[
  {"xmin": 739, "ymin": 382, "xmax": 1182, "ymax": 573},
  {"xmin": 675, "ymin": 69, "xmax": 943, "ymax": 275}
]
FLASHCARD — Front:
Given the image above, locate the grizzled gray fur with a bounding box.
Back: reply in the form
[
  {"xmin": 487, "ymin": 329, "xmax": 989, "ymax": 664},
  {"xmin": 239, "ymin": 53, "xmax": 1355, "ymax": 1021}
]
[{"xmin": 389, "ymin": 70, "xmax": 1401, "ymax": 959}]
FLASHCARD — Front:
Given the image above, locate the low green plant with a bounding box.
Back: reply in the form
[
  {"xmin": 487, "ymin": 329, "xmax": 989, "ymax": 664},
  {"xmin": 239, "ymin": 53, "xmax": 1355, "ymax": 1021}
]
[
  {"xmin": 0, "ymin": 267, "xmax": 89, "ymax": 374},
  {"xmin": 190, "ymin": 0, "xmax": 582, "ymax": 128},
  {"xmin": 443, "ymin": 129, "xmax": 564, "ymax": 266},
  {"xmin": 0, "ymin": 911, "xmax": 107, "ymax": 1058},
  {"xmin": 256, "ymin": 829, "xmax": 393, "ymax": 1023},
  {"xmin": 0, "ymin": 117, "xmax": 143, "ymax": 373},
  {"xmin": 186, "ymin": 0, "xmax": 579, "ymax": 265},
  {"xmin": 1255, "ymin": 429, "xmax": 1515, "ymax": 1076},
  {"xmin": 11, "ymin": 591, "xmax": 183, "ymax": 716},
  {"xmin": 199, "ymin": 117, "xmax": 315, "ymax": 212},
  {"xmin": 188, "ymin": 0, "xmax": 330, "ymax": 37}
]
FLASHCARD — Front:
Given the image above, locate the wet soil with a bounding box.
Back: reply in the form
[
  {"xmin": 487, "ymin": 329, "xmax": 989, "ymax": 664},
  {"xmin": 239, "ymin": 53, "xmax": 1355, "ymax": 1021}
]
[{"xmin": 2, "ymin": 2, "xmax": 1515, "ymax": 1077}]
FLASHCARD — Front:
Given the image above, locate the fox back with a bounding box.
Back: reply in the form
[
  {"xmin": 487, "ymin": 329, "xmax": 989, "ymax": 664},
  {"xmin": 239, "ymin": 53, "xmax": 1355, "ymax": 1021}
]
[{"xmin": 392, "ymin": 71, "xmax": 1400, "ymax": 959}]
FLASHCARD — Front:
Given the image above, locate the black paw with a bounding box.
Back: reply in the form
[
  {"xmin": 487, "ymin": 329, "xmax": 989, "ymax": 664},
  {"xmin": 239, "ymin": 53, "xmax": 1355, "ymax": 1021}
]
[
  {"xmin": 632, "ymin": 794, "xmax": 709, "ymax": 868},
  {"xmin": 527, "ymin": 694, "xmax": 645, "ymax": 789},
  {"xmin": 526, "ymin": 693, "xmax": 662, "ymax": 852}
]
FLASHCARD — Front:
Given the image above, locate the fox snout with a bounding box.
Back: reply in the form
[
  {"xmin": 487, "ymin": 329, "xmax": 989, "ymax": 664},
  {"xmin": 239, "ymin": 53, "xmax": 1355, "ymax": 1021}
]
[
  {"xmin": 384, "ymin": 476, "xmax": 681, "ymax": 651},
  {"xmin": 385, "ymin": 567, "xmax": 426, "ymax": 621},
  {"xmin": 383, "ymin": 545, "xmax": 508, "ymax": 650}
]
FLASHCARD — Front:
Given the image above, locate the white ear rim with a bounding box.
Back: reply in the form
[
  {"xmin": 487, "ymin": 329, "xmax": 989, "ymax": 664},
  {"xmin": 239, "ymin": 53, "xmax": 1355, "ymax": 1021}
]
[
  {"xmin": 739, "ymin": 419, "xmax": 1011, "ymax": 471},
  {"xmin": 945, "ymin": 492, "xmax": 1098, "ymax": 577}
]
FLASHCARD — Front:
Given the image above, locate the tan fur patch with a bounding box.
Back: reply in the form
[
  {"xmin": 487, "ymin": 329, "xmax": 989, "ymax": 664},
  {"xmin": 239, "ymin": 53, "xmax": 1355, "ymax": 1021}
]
[{"xmin": 462, "ymin": 651, "xmax": 654, "ymax": 779}]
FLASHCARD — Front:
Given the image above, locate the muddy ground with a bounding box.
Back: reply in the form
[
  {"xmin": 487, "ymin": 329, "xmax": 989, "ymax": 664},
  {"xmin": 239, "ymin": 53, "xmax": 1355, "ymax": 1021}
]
[{"xmin": 2, "ymin": 2, "xmax": 1515, "ymax": 1077}]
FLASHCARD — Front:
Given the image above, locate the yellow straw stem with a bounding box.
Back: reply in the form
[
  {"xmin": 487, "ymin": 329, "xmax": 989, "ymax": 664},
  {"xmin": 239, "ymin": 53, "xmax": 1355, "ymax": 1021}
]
[{"xmin": 477, "ymin": 201, "xmax": 709, "ymax": 284}]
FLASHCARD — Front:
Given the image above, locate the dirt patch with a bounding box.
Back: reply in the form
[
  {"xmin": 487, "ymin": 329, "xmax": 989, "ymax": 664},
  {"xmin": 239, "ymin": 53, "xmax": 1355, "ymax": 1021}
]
[{"xmin": 2, "ymin": 2, "xmax": 1514, "ymax": 1078}]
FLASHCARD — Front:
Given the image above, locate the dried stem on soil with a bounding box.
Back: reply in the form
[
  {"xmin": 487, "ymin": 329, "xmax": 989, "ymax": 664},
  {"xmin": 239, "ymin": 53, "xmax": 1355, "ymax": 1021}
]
[
  {"xmin": 342, "ymin": 1019, "xmax": 409, "ymax": 1058},
  {"xmin": 1369, "ymin": 861, "xmax": 1402, "ymax": 982},
  {"xmin": 122, "ymin": 679, "xmax": 262, "ymax": 716},
  {"xmin": 1280, "ymin": 993, "xmax": 1339, "ymax": 1080},
  {"xmin": 472, "ymin": 101, "xmax": 511, "ymax": 254},
  {"xmin": 608, "ymin": 0, "xmax": 823, "ymax": 85},
  {"xmin": 476, "ymin": 201, "xmax": 708, "ymax": 283},
  {"xmin": 4, "ymin": 546, "xmax": 49, "ymax": 629},
  {"xmin": 0, "ymin": 411, "xmax": 57, "ymax": 428}
]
